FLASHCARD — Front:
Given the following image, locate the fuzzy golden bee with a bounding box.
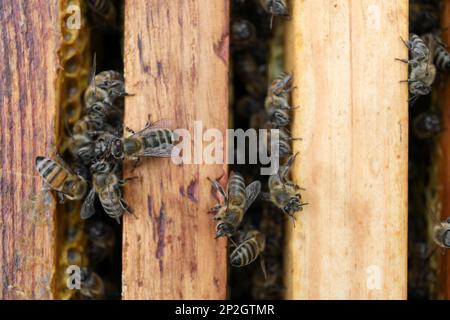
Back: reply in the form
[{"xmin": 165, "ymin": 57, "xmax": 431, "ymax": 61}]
[
  {"xmin": 81, "ymin": 161, "xmax": 135, "ymax": 223},
  {"xmin": 262, "ymin": 153, "xmax": 307, "ymax": 221},
  {"xmin": 35, "ymin": 156, "xmax": 88, "ymax": 203},
  {"xmin": 230, "ymin": 230, "xmax": 266, "ymax": 278},
  {"xmin": 209, "ymin": 171, "xmax": 261, "ymax": 239}
]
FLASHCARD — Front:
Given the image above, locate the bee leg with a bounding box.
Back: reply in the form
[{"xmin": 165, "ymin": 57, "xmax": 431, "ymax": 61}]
[
  {"xmin": 207, "ymin": 177, "xmax": 227, "ymax": 201},
  {"xmin": 260, "ymin": 255, "xmax": 268, "ymax": 280},
  {"xmin": 119, "ymin": 176, "xmax": 139, "ymax": 186},
  {"xmin": 121, "ymin": 199, "xmax": 135, "ymax": 216},
  {"xmin": 209, "ymin": 204, "xmax": 223, "ymax": 214},
  {"xmin": 395, "ymin": 58, "xmax": 409, "ymax": 64},
  {"xmin": 130, "ymin": 157, "xmax": 141, "ymax": 173},
  {"xmin": 56, "ymin": 192, "xmax": 66, "ymax": 204},
  {"xmin": 125, "ymin": 126, "xmax": 136, "ymax": 135}
]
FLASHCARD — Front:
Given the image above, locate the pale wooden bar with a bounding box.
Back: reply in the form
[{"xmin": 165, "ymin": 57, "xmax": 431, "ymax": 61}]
[
  {"xmin": 0, "ymin": 0, "xmax": 60, "ymax": 299},
  {"xmin": 284, "ymin": 0, "xmax": 409, "ymax": 299},
  {"xmin": 122, "ymin": 0, "xmax": 229, "ymax": 299}
]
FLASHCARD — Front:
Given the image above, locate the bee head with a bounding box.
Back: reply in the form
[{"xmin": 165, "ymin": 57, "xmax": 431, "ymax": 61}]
[
  {"xmin": 215, "ymin": 222, "xmax": 235, "ymax": 239},
  {"xmin": 283, "ymin": 196, "xmax": 302, "ymax": 216},
  {"xmin": 442, "ymin": 229, "xmax": 450, "ymax": 248},
  {"xmin": 111, "ymin": 138, "xmax": 125, "ymax": 159},
  {"xmin": 270, "ymin": 110, "xmax": 289, "ymax": 127}
]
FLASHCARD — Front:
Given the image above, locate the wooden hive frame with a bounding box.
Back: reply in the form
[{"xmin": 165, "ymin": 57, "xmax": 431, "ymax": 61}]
[{"xmin": 0, "ymin": 0, "xmax": 412, "ymax": 300}]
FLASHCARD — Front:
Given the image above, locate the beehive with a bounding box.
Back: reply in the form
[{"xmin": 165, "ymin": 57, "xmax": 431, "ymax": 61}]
[{"xmin": 4, "ymin": 0, "xmax": 450, "ymax": 300}]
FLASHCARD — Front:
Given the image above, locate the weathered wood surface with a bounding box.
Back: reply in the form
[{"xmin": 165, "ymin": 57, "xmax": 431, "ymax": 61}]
[
  {"xmin": 0, "ymin": 1, "xmax": 60, "ymax": 299},
  {"xmin": 438, "ymin": 0, "xmax": 450, "ymax": 301},
  {"xmin": 284, "ymin": 0, "xmax": 409, "ymax": 299},
  {"xmin": 122, "ymin": 0, "xmax": 229, "ymax": 299}
]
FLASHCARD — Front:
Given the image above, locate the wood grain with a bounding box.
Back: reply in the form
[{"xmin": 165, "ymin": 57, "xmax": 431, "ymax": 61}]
[
  {"xmin": 0, "ymin": 1, "xmax": 60, "ymax": 299},
  {"xmin": 122, "ymin": 0, "xmax": 229, "ymax": 299},
  {"xmin": 438, "ymin": 0, "xmax": 450, "ymax": 300},
  {"xmin": 284, "ymin": 0, "xmax": 408, "ymax": 299}
]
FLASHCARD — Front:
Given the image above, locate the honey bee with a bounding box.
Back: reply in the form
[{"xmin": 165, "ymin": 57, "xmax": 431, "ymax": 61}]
[
  {"xmin": 265, "ymin": 95, "xmax": 295, "ymax": 128},
  {"xmin": 433, "ymin": 43, "xmax": 450, "ymax": 71},
  {"xmin": 84, "ymin": 58, "xmax": 128, "ymax": 107},
  {"xmin": 264, "ymin": 73, "xmax": 296, "ymax": 128},
  {"xmin": 260, "ymin": 0, "xmax": 290, "ymax": 29},
  {"xmin": 230, "ymin": 230, "xmax": 266, "ymax": 278},
  {"xmin": 433, "ymin": 217, "xmax": 450, "ymax": 249},
  {"xmin": 397, "ymin": 34, "xmax": 436, "ymax": 99},
  {"xmin": 86, "ymin": 220, "xmax": 116, "ymax": 266},
  {"xmin": 81, "ymin": 161, "xmax": 135, "ymax": 223},
  {"xmin": 95, "ymin": 118, "xmax": 178, "ymax": 161},
  {"xmin": 87, "ymin": 0, "xmax": 117, "ymax": 27},
  {"xmin": 86, "ymin": 101, "xmax": 123, "ymax": 124},
  {"xmin": 35, "ymin": 156, "xmax": 88, "ymax": 203},
  {"xmin": 413, "ymin": 111, "xmax": 441, "ymax": 139},
  {"xmin": 209, "ymin": 172, "xmax": 261, "ymax": 239},
  {"xmin": 231, "ymin": 19, "xmax": 256, "ymax": 51},
  {"xmin": 268, "ymin": 72, "xmax": 294, "ymax": 96},
  {"xmin": 73, "ymin": 113, "xmax": 115, "ymax": 135},
  {"xmin": 79, "ymin": 268, "xmax": 105, "ymax": 300},
  {"xmin": 265, "ymin": 128, "xmax": 301, "ymax": 157},
  {"xmin": 68, "ymin": 134, "xmax": 96, "ymax": 165},
  {"xmin": 262, "ymin": 153, "xmax": 307, "ymax": 221}
]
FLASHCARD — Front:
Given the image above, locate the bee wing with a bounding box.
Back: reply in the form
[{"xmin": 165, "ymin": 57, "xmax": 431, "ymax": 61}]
[
  {"xmin": 142, "ymin": 143, "xmax": 178, "ymax": 158},
  {"xmin": 279, "ymin": 152, "xmax": 298, "ymax": 179},
  {"xmin": 244, "ymin": 180, "xmax": 261, "ymax": 212},
  {"xmin": 89, "ymin": 53, "xmax": 97, "ymax": 87},
  {"xmin": 81, "ymin": 188, "xmax": 97, "ymax": 220},
  {"xmin": 134, "ymin": 119, "xmax": 176, "ymax": 136}
]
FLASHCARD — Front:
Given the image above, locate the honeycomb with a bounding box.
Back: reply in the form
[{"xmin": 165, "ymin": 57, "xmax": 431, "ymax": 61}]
[{"xmin": 55, "ymin": 0, "xmax": 91, "ymax": 300}]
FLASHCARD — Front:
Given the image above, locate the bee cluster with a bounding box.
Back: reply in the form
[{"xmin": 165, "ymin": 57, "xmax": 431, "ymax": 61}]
[
  {"xmin": 223, "ymin": 0, "xmax": 304, "ymax": 299},
  {"xmin": 408, "ymin": 0, "xmax": 450, "ymax": 300}
]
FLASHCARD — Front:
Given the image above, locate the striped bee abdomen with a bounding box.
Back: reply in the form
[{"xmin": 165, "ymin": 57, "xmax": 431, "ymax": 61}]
[
  {"xmin": 36, "ymin": 157, "xmax": 69, "ymax": 191},
  {"xmin": 228, "ymin": 172, "xmax": 246, "ymax": 206},
  {"xmin": 230, "ymin": 237, "xmax": 261, "ymax": 267},
  {"xmin": 434, "ymin": 44, "xmax": 450, "ymax": 71},
  {"xmin": 409, "ymin": 34, "xmax": 429, "ymax": 62},
  {"xmin": 99, "ymin": 186, "xmax": 123, "ymax": 219},
  {"xmin": 144, "ymin": 129, "xmax": 175, "ymax": 148}
]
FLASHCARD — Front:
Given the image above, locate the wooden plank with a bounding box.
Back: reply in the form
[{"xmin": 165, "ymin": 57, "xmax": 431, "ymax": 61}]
[
  {"xmin": 122, "ymin": 0, "xmax": 229, "ymax": 299},
  {"xmin": 0, "ymin": 1, "xmax": 60, "ymax": 299},
  {"xmin": 284, "ymin": 0, "xmax": 408, "ymax": 299},
  {"xmin": 438, "ymin": 0, "xmax": 450, "ymax": 300}
]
